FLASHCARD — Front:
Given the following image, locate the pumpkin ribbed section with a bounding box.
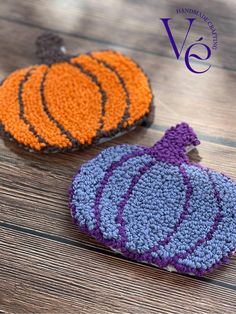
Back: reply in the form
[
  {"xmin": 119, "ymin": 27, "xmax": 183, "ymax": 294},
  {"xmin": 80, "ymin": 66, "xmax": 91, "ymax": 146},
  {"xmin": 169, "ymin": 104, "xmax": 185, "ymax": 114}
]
[
  {"xmin": 0, "ymin": 67, "xmax": 46, "ymax": 151},
  {"xmin": 43, "ymin": 62, "xmax": 102, "ymax": 145},
  {"xmin": 71, "ymin": 54, "xmax": 128, "ymax": 132},
  {"xmin": 22, "ymin": 65, "xmax": 71, "ymax": 148},
  {"xmin": 91, "ymin": 50, "xmax": 152, "ymax": 126}
]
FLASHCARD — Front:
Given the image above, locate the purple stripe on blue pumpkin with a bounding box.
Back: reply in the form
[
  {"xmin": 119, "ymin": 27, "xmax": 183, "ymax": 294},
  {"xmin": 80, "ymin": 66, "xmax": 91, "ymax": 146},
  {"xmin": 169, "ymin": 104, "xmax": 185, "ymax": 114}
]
[
  {"xmin": 121, "ymin": 161, "xmax": 187, "ymax": 253},
  {"xmin": 98, "ymin": 154, "xmax": 154, "ymax": 240},
  {"xmin": 178, "ymin": 170, "xmax": 236, "ymax": 270},
  {"xmin": 115, "ymin": 158, "xmax": 157, "ymax": 248},
  {"xmin": 150, "ymin": 165, "xmax": 193, "ymax": 253},
  {"xmin": 151, "ymin": 165, "xmax": 219, "ymax": 264},
  {"xmin": 92, "ymin": 150, "xmax": 147, "ymax": 239},
  {"xmin": 70, "ymin": 144, "xmax": 141, "ymax": 230}
]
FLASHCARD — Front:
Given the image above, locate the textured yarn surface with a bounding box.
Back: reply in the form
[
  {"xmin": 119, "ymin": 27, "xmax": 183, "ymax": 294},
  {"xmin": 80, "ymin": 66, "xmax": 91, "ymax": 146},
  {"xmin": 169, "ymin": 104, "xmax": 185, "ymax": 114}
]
[
  {"xmin": 0, "ymin": 33, "xmax": 153, "ymax": 152},
  {"xmin": 69, "ymin": 122, "xmax": 236, "ymax": 276}
]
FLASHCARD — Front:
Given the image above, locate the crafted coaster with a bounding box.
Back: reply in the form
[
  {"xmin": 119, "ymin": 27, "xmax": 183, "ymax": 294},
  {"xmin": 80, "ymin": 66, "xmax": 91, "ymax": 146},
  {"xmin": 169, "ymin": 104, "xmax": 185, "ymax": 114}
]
[
  {"xmin": 69, "ymin": 122, "xmax": 236, "ymax": 276},
  {"xmin": 0, "ymin": 33, "xmax": 153, "ymax": 152}
]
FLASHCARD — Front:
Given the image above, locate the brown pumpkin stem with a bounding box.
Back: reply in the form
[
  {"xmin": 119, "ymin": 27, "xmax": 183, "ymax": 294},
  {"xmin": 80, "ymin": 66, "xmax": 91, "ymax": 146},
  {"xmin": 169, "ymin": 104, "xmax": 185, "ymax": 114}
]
[{"xmin": 35, "ymin": 33, "xmax": 70, "ymax": 64}]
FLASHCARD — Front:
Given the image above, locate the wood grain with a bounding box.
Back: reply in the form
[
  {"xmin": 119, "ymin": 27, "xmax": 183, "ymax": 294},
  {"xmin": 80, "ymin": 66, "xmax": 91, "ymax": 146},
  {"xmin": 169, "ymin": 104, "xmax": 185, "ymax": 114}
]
[
  {"xmin": 0, "ymin": 0, "xmax": 235, "ymax": 70},
  {"xmin": 0, "ymin": 0, "xmax": 236, "ymax": 313},
  {"xmin": 1, "ymin": 227, "xmax": 236, "ymax": 314}
]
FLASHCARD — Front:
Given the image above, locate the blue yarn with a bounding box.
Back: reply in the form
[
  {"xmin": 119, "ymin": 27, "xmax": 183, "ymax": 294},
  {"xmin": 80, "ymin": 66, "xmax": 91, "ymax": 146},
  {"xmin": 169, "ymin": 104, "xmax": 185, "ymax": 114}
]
[
  {"xmin": 123, "ymin": 161, "xmax": 186, "ymax": 253},
  {"xmin": 100, "ymin": 154, "xmax": 154, "ymax": 240},
  {"xmin": 71, "ymin": 144, "xmax": 141, "ymax": 231},
  {"xmin": 155, "ymin": 165, "xmax": 218, "ymax": 261},
  {"xmin": 179, "ymin": 170, "xmax": 236, "ymax": 270}
]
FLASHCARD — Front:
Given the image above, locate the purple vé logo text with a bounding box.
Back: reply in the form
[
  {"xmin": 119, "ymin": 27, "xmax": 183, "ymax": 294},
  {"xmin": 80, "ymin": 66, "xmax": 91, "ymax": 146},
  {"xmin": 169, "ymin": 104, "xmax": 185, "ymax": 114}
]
[{"xmin": 160, "ymin": 8, "xmax": 218, "ymax": 74}]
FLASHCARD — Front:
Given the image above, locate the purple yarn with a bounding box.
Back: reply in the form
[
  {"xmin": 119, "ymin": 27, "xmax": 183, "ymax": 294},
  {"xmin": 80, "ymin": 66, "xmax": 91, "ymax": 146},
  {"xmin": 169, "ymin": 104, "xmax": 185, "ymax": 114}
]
[
  {"xmin": 148, "ymin": 122, "xmax": 200, "ymax": 164},
  {"xmin": 116, "ymin": 159, "xmax": 157, "ymax": 246},
  {"xmin": 146, "ymin": 165, "xmax": 193, "ymax": 252},
  {"xmin": 69, "ymin": 122, "xmax": 236, "ymax": 276},
  {"xmin": 93, "ymin": 150, "xmax": 146, "ymax": 237},
  {"xmin": 168, "ymin": 169, "xmax": 223, "ymax": 262}
]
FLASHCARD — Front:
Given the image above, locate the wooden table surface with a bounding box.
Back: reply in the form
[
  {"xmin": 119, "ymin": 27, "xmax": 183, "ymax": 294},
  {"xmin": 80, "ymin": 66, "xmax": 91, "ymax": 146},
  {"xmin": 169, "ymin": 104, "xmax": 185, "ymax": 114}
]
[{"xmin": 0, "ymin": 1, "xmax": 236, "ymax": 313}]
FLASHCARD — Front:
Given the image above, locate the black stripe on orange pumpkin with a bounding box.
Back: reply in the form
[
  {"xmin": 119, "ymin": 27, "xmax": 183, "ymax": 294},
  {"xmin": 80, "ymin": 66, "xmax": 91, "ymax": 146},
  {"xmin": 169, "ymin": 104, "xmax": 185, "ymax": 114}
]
[{"xmin": 0, "ymin": 33, "xmax": 153, "ymax": 152}]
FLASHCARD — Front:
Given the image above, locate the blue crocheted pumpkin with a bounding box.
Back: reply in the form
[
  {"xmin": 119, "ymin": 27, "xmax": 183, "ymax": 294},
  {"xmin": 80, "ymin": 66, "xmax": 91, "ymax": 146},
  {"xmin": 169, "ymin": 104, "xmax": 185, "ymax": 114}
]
[{"xmin": 69, "ymin": 123, "xmax": 236, "ymax": 275}]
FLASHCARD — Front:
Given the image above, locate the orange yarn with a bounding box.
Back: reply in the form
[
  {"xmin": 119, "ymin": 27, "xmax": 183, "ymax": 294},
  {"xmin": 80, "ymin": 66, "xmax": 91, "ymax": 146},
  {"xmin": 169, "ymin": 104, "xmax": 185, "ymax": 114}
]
[
  {"xmin": 0, "ymin": 67, "xmax": 45, "ymax": 151},
  {"xmin": 22, "ymin": 65, "xmax": 71, "ymax": 148},
  {"xmin": 71, "ymin": 55, "xmax": 128, "ymax": 132},
  {"xmin": 44, "ymin": 62, "xmax": 102, "ymax": 145},
  {"xmin": 91, "ymin": 51, "xmax": 152, "ymax": 126},
  {"xmin": 0, "ymin": 33, "xmax": 153, "ymax": 152}
]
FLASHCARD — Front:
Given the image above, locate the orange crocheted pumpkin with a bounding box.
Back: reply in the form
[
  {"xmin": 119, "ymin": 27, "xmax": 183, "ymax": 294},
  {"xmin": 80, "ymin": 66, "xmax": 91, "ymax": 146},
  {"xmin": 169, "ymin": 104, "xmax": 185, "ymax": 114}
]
[{"xmin": 0, "ymin": 33, "xmax": 153, "ymax": 152}]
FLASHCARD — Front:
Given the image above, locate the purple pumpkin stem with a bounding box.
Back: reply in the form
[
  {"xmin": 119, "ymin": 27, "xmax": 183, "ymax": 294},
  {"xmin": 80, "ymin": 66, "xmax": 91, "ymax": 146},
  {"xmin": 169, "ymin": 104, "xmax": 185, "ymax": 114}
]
[{"xmin": 149, "ymin": 122, "xmax": 200, "ymax": 164}]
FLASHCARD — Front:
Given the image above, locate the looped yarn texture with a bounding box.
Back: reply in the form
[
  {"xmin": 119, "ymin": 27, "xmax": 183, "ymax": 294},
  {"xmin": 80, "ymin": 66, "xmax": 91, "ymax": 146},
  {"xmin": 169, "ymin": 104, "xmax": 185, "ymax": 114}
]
[
  {"xmin": 69, "ymin": 122, "xmax": 236, "ymax": 276},
  {"xmin": 0, "ymin": 33, "xmax": 153, "ymax": 152}
]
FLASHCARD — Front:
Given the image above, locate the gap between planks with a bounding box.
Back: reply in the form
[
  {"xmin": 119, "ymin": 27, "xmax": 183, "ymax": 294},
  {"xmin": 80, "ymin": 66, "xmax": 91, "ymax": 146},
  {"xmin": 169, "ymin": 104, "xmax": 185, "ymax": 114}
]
[
  {"xmin": 0, "ymin": 15, "xmax": 234, "ymax": 73},
  {"xmin": 1, "ymin": 221, "xmax": 236, "ymax": 292}
]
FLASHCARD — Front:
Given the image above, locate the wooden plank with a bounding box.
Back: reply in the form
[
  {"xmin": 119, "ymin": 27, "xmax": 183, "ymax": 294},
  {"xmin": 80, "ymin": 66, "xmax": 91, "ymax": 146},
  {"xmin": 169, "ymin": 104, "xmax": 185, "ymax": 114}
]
[
  {"xmin": 0, "ymin": 1, "xmax": 235, "ymax": 311},
  {"xmin": 0, "ymin": 19, "xmax": 235, "ymax": 142},
  {"xmin": 1, "ymin": 227, "xmax": 236, "ymax": 314},
  {"xmin": 1, "ymin": 127, "xmax": 236, "ymax": 285},
  {"xmin": 0, "ymin": 0, "xmax": 235, "ymax": 70}
]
